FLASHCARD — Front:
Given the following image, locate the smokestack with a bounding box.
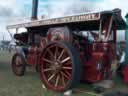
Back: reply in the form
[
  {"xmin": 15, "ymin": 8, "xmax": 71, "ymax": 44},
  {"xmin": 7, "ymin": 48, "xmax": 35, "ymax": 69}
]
[{"xmin": 31, "ymin": 0, "xmax": 38, "ymax": 20}]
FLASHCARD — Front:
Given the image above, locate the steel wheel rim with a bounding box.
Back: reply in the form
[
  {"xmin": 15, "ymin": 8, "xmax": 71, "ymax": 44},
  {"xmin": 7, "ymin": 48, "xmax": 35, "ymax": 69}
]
[{"xmin": 40, "ymin": 43, "xmax": 73, "ymax": 91}]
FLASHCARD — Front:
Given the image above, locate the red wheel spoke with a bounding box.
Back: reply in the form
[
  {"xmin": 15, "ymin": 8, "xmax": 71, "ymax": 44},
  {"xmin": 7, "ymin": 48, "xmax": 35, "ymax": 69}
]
[
  {"xmin": 55, "ymin": 46, "xmax": 59, "ymax": 60},
  {"xmin": 48, "ymin": 73, "xmax": 56, "ymax": 81},
  {"xmin": 61, "ymin": 71, "xmax": 70, "ymax": 79},
  {"xmin": 47, "ymin": 49, "xmax": 54, "ymax": 59},
  {"xmin": 43, "ymin": 58, "xmax": 54, "ymax": 64},
  {"xmin": 55, "ymin": 75, "xmax": 60, "ymax": 87},
  {"xmin": 65, "ymin": 62, "xmax": 72, "ymax": 65},
  {"xmin": 62, "ymin": 66, "xmax": 72, "ymax": 70},
  {"xmin": 61, "ymin": 57, "xmax": 70, "ymax": 64},
  {"xmin": 57, "ymin": 49, "xmax": 64, "ymax": 60},
  {"xmin": 61, "ymin": 75, "xmax": 66, "ymax": 87},
  {"xmin": 64, "ymin": 70, "xmax": 72, "ymax": 77},
  {"xmin": 44, "ymin": 68, "xmax": 54, "ymax": 72}
]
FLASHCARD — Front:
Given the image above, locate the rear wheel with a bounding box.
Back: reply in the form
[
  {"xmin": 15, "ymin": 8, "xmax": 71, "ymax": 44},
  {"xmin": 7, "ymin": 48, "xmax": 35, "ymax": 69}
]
[
  {"xmin": 39, "ymin": 41, "xmax": 81, "ymax": 92},
  {"xmin": 12, "ymin": 53, "xmax": 26, "ymax": 76}
]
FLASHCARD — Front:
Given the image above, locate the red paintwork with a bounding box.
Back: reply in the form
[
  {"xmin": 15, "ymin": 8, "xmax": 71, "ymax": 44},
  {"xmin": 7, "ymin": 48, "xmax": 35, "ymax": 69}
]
[
  {"xmin": 26, "ymin": 45, "xmax": 41, "ymax": 65},
  {"xmin": 81, "ymin": 42, "xmax": 115, "ymax": 83},
  {"xmin": 122, "ymin": 65, "xmax": 128, "ymax": 84},
  {"xmin": 81, "ymin": 52, "xmax": 104, "ymax": 82},
  {"xmin": 24, "ymin": 39, "xmax": 46, "ymax": 66}
]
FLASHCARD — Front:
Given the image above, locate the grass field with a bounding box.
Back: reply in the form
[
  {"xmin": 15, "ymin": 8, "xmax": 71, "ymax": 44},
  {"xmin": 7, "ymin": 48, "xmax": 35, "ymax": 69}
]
[
  {"xmin": 0, "ymin": 50, "xmax": 91, "ymax": 96},
  {"xmin": 0, "ymin": 50, "xmax": 128, "ymax": 96}
]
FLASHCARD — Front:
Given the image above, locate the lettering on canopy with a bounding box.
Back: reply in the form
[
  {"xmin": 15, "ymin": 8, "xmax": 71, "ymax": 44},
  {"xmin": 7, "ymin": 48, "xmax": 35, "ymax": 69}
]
[{"xmin": 7, "ymin": 13, "xmax": 100, "ymax": 29}]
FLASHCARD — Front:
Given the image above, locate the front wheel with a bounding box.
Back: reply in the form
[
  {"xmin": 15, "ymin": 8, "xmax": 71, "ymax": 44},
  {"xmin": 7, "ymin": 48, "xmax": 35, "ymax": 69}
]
[
  {"xmin": 39, "ymin": 41, "xmax": 81, "ymax": 92},
  {"xmin": 11, "ymin": 53, "xmax": 26, "ymax": 76}
]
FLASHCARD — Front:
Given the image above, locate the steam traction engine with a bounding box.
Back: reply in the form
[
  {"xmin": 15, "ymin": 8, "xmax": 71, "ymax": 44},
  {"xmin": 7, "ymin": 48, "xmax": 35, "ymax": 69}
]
[{"xmin": 7, "ymin": 3, "xmax": 126, "ymax": 92}]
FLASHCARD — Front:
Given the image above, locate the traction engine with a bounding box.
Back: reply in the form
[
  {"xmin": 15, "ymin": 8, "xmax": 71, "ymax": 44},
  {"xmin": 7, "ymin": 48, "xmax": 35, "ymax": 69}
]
[{"xmin": 7, "ymin": 0, "xmax": 126, "ymax": 92}]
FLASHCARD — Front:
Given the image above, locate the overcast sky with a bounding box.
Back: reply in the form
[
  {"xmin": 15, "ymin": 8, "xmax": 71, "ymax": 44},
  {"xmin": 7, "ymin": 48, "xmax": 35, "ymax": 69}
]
[{"xmin": 0, "ymin": 0, "xmax": 127, "ymax": 40}]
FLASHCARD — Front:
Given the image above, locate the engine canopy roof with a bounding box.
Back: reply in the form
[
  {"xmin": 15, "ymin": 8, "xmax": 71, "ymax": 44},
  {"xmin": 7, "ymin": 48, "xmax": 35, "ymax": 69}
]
[{"xmin": 7, "ymin": 8, "xmax": 126, "ymax": 30}]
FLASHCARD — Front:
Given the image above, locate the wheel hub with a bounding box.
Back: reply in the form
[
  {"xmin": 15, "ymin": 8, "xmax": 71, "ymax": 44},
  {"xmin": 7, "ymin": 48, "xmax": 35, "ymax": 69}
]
[{"xmin": 53, "ymin": 61, "xmax": 62, "ymax": 73}]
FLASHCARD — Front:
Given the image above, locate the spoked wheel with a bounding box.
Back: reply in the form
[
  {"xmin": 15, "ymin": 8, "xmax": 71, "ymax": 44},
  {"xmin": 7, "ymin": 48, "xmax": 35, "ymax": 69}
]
[
  {"xmin": 12, "ymin": 53, "xmax": 26, "ymax": 76},
  {"xmin": 39, "ymin": 41, "xmax": 81, "ymax": 92}
]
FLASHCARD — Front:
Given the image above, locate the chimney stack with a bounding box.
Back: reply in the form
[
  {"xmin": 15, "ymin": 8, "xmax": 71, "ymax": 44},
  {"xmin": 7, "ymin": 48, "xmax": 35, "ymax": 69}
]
[{"xmin": 31, "ymin": 0, "xmax": 38, "ymax": 20}]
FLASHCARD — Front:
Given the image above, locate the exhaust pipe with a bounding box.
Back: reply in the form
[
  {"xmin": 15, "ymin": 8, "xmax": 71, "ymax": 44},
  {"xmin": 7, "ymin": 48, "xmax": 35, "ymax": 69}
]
[{"xmin": 31, "ymin": 0, "xmax": 38, "ymax": 20}]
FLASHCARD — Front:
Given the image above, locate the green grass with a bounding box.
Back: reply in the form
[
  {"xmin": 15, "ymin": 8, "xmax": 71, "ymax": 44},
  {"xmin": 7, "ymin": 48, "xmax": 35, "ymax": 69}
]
[
  {"xmin": 0, "ymin": 51, "xmax": 42, "ymax": 96},
  {"xmin": 0, "ymin": 50, "xmax": 128, "ymax": 96}
]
